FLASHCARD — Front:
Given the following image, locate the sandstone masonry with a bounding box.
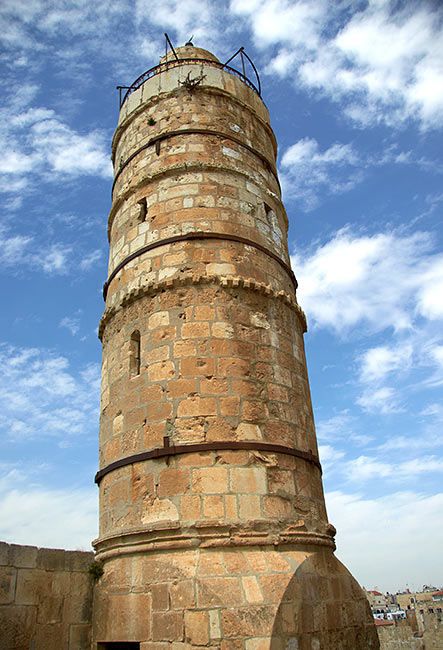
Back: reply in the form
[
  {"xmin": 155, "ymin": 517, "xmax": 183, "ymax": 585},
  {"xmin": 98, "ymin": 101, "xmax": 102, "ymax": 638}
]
[
  {"xmin": 93, "ymin": 43, "xmax": 379, "ymax": 649},
  {"xmin": 0, "ymin": 541, "xmax": 93, "ymax": 650}
]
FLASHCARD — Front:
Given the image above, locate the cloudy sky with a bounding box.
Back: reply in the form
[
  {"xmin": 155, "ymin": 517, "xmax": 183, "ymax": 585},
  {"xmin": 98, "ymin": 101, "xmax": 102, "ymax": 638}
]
[{"xmin": 0, "ymin": 0, "xmax": 442, "ymax": 594}]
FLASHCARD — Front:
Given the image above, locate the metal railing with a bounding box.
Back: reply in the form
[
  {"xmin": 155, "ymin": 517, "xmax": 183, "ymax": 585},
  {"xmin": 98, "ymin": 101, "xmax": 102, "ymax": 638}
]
[{"xmin": 117, "ymin": 47, "xmax": 261, "ymax": 108}]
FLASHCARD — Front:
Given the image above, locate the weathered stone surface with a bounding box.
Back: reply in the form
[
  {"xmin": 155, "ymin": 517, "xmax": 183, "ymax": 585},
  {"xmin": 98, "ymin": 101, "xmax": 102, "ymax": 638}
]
[
  {"xmin": 0, "ymin": 542, "xmax": 93, "ymax": 650},
  {"xmin": 93, "ymin": 42, "xmax": 379, "ymax": 650},
  {"xmin": 0, "ymin": 566, "xmax": 16, "ymax": 604}
]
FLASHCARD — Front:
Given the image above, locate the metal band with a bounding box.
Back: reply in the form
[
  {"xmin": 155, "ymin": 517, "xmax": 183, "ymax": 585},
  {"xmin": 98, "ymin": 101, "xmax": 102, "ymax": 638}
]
[
  {"xmin": 112, "ymin": 128, "xmax": 279, "ymax": 194},
  {"xmin": 95, "ymin": 439, "xmax": 322, "ymax": 484},
  {"xmin": 103, "ymin": 231, "xmax": 297, "ymax": 300}
]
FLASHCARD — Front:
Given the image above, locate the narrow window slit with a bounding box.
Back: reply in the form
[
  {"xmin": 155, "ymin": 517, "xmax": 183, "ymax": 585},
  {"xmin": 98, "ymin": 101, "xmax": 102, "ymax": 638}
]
[
  {"xmin": 129, "ymin": 330, "xmax": 141, "ymax": 376},
  {"xmin": 137, "ymin": 197, "xmax": 147, "ymax": 222}
]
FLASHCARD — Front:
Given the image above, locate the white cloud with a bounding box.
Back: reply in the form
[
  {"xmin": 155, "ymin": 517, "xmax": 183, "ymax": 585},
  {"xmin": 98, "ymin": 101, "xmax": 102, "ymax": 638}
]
[
  {"xmin": 0, "ymin": 227, "xmax": 32, "ymax": 266},
  {"xmin": 356, "ymin": 386, "xmax": 403, "ymax": 414},
  {"xmin": 234, "ymin": 0, "xmax": 443, "ymax": 129},
  {"xmin": 0, "ymin": 107, "xmax": 112, "ymax": 191},
  {"xmin": 346, "ymin": 455, "xmax": 393, "ymax": 481},
  {"xmin": 79, "ymin": 249, "xmax": 102, "ymax": 271},
  {"xmin": 0, "ymin": 345, "xmax": 100, "ymax": 441},
  {"xmin": 136, "ymin": 0, "xmax": 224, "ymax": 53},
  {"xmin": 327, "ymin": 489, "xmax": 443, "ymax": 592},
  {"xmin": 60, "ymin": 316, "xmax": 81, "ymax": 336},
  {"xmin": 31, "ymin": 117, "xmax": 112, "ymax": 178},
  {"xmin": 0, "ymin": 471, "xmax": 97, "ymax": 550},
  {"xmin": 318, "ymin": 444, "xmax": 345, "ymax": 469},
  {"xmin": 232, "ymin": 0, "xmax": 324, "ymax": 50},
  {"xmin": 280, "ymin": 137, "xmax": 360, "ymax": 209},
  {"xmin": 0, "ymin": 225, "xmax": 100, "ymax": 277},
  {"xmin": 345, "ymin": 454, "xmax": 443, "ymax": 482},
  {"xmin": 359, "ymin": 344, "xmax": 413, "ymax": 383},
  {"xmin": 316, "ymin": 412, "xmax": 373, "ymax": 446},
  {"xmin": 291, "ymin": 228, "xmax": 442, "ymax": 334},
  {"xmin": 416, "ymin": 257, "xmax": 443, "ymax": 320},
  {"xmin": 40, "ymin": 245, "xmax": 71, "ymax": 274}
]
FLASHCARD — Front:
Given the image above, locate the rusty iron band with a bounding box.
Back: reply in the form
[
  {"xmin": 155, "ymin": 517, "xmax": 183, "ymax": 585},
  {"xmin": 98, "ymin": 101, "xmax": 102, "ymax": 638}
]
[
  {"xmin": 103, "ymin": 231, "xmax": 297, "ymax": 300},
  {"xmin": 112, "ymin": 128, "xmax": 279, "ymax": 194},
  {"xmin": 95, "ymin": 439, "xmax": 322, "ymax": 485}
]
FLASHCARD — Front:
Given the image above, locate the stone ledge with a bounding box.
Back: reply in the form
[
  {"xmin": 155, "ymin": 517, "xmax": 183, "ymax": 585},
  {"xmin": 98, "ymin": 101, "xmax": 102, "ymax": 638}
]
[
  {"xmin": 99, "ymin": 273, "xmax": 307, "ymax": 340},
  {"xmin": 93, "ymin": 520, "xmax": 335, "ymax": 561}
]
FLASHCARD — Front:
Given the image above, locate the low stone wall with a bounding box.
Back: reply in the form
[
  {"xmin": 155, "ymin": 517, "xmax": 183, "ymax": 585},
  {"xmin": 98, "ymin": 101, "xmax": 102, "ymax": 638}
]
[
  {"xmin": 377, "ymin": 621, "xmax": 423, "ymax": 649},
  {"xmin": 0, "ymin": 541, "xmax": 94, "ymax": 650}
]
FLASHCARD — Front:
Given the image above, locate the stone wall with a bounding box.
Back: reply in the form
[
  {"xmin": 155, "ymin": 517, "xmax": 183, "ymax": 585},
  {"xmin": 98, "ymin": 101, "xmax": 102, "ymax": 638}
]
[
  {"xmin": 0, "ymin": 541, "xmax": 94, "ymax": 650},
  {"xmin": 377, "ymin": 621, "xmax": 424, "ymax": 649},
  {"xmin": 377, "ymin": 616, "xmax": 443, "ymax": 650}
]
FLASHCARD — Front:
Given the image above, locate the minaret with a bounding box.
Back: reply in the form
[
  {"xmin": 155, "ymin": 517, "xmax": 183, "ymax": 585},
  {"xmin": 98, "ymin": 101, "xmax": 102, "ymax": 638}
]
[{"xmin": 93, "ymin": 42, "xmax": 379, "ymax": 649}]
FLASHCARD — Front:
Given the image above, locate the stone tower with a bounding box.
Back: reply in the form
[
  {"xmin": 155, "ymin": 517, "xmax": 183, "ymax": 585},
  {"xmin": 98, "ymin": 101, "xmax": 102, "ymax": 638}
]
[{"xmin": 93, "ymin": 43, "xmax": 379, "ymax": 649}]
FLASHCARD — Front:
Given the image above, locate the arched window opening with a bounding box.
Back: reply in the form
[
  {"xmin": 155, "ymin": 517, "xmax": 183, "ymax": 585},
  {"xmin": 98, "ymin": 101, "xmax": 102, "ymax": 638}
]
[{"xmin": 129, "ymin": 330, "xmax": 141, "ymax": 376}]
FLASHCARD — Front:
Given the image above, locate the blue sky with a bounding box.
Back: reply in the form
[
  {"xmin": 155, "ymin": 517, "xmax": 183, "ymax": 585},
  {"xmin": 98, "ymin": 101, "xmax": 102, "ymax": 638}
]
[{"xmin": 0, "ymin": 0, "xmax": 442, "ymax": 593}]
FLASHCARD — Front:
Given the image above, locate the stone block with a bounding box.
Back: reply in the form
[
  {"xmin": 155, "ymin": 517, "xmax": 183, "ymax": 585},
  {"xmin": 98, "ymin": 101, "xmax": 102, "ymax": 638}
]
[
  {"xmin": 198, "ymin": 552, "xmax": 225, "ymax": 577},
  {"xmin": 263, "ymin": 495, "xmax": 292, "ymax": 518},
  {"xmin": 152, "ymin": 325, "xmax": 176, "ymax": 344},
  {"xmin": 141, "ymin": 496, "xmax": 179, "ymax": 524},
  {"xmin": 177, "ymin": 396, "xmax": 217, "ymax": 417},
  {"xmin": 194, "ymin": 305, "xmax": 215, "ymax": 320},
  {"xmin": 181, "ymin": 322, "xmax": 210, "ymax": 339},
  {"xmin": 225, "ymin": 494, "xmax": 238, "ymax": 519},
  {"xmin": 208, "ymin": 608, "xmax": 222, "ymax": 639},
  {"xmin": 152, "ymin": 582, "xmax": 169, "ymax": 611},
  {"xmin": 200, "ymin": 377, "xmax": 228, "ymax": 395},
  {"xmin": 231, "ymin": 467, "xmax": 267, "ymax": 494},
  {"xmin": 203, "ymin": 495, "xmax": 224, "ymax": 519},
  {"xmin": 146, "ymin": 344, "xmax": 171, "ymax": 364},
  {"xmin": 0, "ymin": 566, "xmax": 16, "ymax": 604},
  {"xmin": 259, "ymin": 574, "xmax": 292, "ymax": 603},
  {"xmin": 180, "ymin": 356, "xmax": 215, "ymax": 377},
  {"xmin": 63, "ymin": 572, "xmax": 93, "ymax": 623},
  {"xmin": 192, "ymin": 467, "xmax": 228, "ymax": 494},
  {"xmin": 15, "ymin": 568, "xmax": 46, "ymax": 605},
  {"xmin": 152, "ymin": 611, "xmax": 184, "ymax": 642},
  {"xmin": 218, "ymin": 357, "xmax": 250, "ymax": 377},
  {"xmin": 37, "ymin": 593, "xmax": 64, "ymax": 624},
  {"xmin": 221, "ymin": 605, "xmax": 277, "ymax": 637},
  {"xmin": 197, "ymin": 577, "xmax": 244, "ymax": 607},
  {"xmin": 68, "ymin": 624, "xmax": 91, "ymax": 650},
  {"xmin": 9, "ymin": 544, "xmax": 38, "ymax": 569},
  {"xmin": 170, "ymin": 579, "xmax": 195, "ymax": 610},
  {"xmin": 34, "ymin": 622, "xmax": 65, "ymax": 648},
  {"xmin": 166, "ymin": 378, "xmax": 197, "ymax": 398},
  {"xmin": 245, "ymin": 638, "xmax": 272, "ymax": 650},
  {"xmin": 180, "ymin": 495, "xmax": 201, "ymax": 520},
  {"xmin": 37, "ymin": 547, "xmax": 66, "ymax": 571},
  {"xmin": 95, "ymin": 592, "xmax": 151, "ymax": 642},
  {"xmin": 223, "ymin": 550, "xmax": 249, "ymax": 575},
  {"xmin": 245, "ymin": 551, "xmax": 268, "ymax": 574},
  {"xmin": 184, "ymin": 609, "xmax": 209, "ymax": 645},
  {"xmin": 148, "ymin": 360, "xmax": 176, "ymax": 382},
  {"xmin": 220, "ymin": 396, "xmax": 240, "ymax": 415},
  {"xmin": 64, "ymin": 550, "xmax": 94, "ymax": 572},
  {"xmin": 242, "ymin": 576, "xmax": 264, "ymax": 603},
  {"xmin": 173, "ymin": 340, "xmax": 196, "ymax": 357},
  {"xmin": 157, "ymin": 468, "xmax": 191, "ymax": 497},
  {"xmin": 0, "ymin": 604, "xmax": 36, "ymax": 650},
  {"xmin": 0, "ymin": 541, "xmax": 9, "ymax": 565}
]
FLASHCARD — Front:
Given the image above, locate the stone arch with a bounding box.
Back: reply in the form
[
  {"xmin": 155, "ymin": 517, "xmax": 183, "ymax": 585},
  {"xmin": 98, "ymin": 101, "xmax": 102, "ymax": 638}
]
[{"xmin": 270, "ymin": 549, "xmax": 380, "ymax": 650}]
